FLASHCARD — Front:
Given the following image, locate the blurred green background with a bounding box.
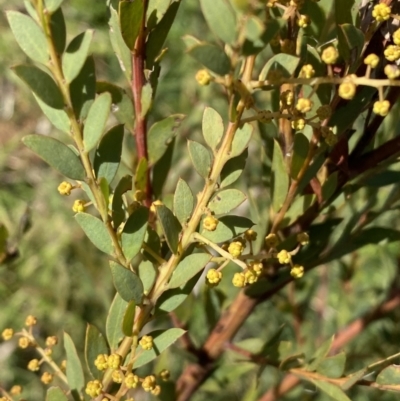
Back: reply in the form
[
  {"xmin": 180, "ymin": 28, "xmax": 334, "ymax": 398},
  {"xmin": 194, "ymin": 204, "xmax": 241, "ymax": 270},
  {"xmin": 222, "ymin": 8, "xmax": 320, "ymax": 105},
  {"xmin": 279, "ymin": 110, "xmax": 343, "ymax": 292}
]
[{"xmin": 1, "ymin": 0, "xmax": 400, "ymax": 400}]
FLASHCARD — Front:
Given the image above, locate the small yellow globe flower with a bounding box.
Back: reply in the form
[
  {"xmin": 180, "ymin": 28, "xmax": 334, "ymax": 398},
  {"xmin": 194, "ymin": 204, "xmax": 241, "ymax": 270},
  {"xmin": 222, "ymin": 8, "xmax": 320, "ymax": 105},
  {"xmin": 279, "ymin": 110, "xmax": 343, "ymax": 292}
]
[
  {"xmin": 10, "ymin": 385, "xmax": 22, "ymax": 395},
  {"xmin": 364, "ymin": 53, "xmax": 379, "ymax": 68},
  {"xmin": 228, "ymin": 241, "xmax": 244, "ymax": 258},
  {"xmin": 373, "ymin": 100, "xmax": 391, "ymax": 117},
  {"xmin": 321, "ymin": 46, "xmax": 338, "ymax": 65},
  {"xmin": 160, "ymin": 369, "xmax": 170, "ymax": 381},
  {"xmin": 151, "ymin": 385, "xmax": 161, "ymax": 396},
  {"xmin": 372, "ymin": 4, "xmax": 391, "ymax": 22},
  {"xmin": 384, "ymin": 64, "xmax": 400, "ymax": 80},
  {"xmin": 299, "ymin": 64, "xmax": 315, "ymax": 79},
  {"xmin": 290, "ymin": 265, "xmax": 305, "ymax": 279},
  {"xmin": 139, "ymin": 335, "xmax": 154, "ymax": 351},
  {"xmin": 232, "ymin": 272, "xmax": 246, "ymax": 287},
  {"xmin": 393, "ymin": 28, "xmax": 400, "ymax": 46},
  {"xmin": 206, "ymin": 269, "xmax": 222, "ymax": 286},
  {"xmin": 107, "ymin": 353, "xmax": 122, "ymax": 369},
  {"xmin": 125, "ymin": 373, "xmax": 140, "ymax": 388},
  {"xmin": 85, "ymin": 380, "xmax": 103, "ymax": 398},
  {"xmin": 25, "ymin": 315, "xmax": 37, "ymax": 326},
  {"xmin": 244, "ymin": 229, "xmax": 257, "ymax": 241},
  {"xmin": 1, "ymin": 328, "xmax": 14, "ymax": 341},
  {"xmin": 72, "ymin": 200, "xmax": 86, "ymax": 213},
  {"xmin": 203, "ymin": 215, "xmax": 219, "ymax": 231},
  {"xmin": 291, "ymin": 118, "xmax": 306, "ymax": 131},
  {"xmin": 384, "ymin": 45, "xmax": 400, "ymax": 62},
  {"xmin": 295, "ymin": 98, "xmax": 313, "ymax": 113},
  {"xmin": 195, "ymin": 69, "xmax": 212, "ymax": 86},
  {"xmin": 45, "ymin": 336, "xmax": 58, "ymax": 347},
  {"xmin": 41, "ymin": 372, "xmax": 53, "ymax": 385},
  {"xmin": 142, "ymin": 375, "xmax": 157, "ymax": 392},
  {"xmin": 19, "ymin": 337, "xmax": 30, "ymax": 349},
  {"xmin": 277, "ymin": 250, "xmax": 291, "ymax": 264},
  {"xmin": 94, "ymin": 354, "xmax": 109, "ymax": 371},
  {"xmin": 244, "ymin": 269, "xmax": 258, "ymax": 285},
  {"xmin": 338, "ymin": 81, "xmax": 357, "ymax": 100},
  {"xmin": 112, "ymin": 370, "xmax": 124, "ymax": 383},
  {"xmin": 27, "ymin": 359, "xmax": 40, "ymax": 372},
  {"xmin": 57, "ymin": 181, "xmax": 73, "ymax": 196}
]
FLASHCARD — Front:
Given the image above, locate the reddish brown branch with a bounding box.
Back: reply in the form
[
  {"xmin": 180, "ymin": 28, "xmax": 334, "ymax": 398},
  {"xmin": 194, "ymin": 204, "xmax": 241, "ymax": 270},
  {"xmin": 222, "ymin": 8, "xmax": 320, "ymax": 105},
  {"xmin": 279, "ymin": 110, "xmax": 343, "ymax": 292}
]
[{"xmin": 131, "ymin": 0, "xmax": 152, "ymax": 206}]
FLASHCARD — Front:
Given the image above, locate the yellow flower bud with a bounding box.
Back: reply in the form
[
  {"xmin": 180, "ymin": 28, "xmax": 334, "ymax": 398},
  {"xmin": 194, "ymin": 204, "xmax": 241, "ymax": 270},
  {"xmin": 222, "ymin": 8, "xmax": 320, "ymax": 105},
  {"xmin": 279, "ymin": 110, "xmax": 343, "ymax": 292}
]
[
  {"xmin": 299, "ymin": 64, "xmax": 315, "ymax": 79},
  {"xmin": 94, "ymin": 354, "xmax": 109, "ymax": 371},
  {"xmin": 232, "ymin": 272, "xmax": 246, "ymax": 287},
  {"xmin": 72, "ymin": 199, "xmax": 86, "ymax": 213},
  {"xmin": 139, "ymin": 335, "xmax": 153, "ymax": 351},
  {"xmin": 373, "ymin": 100, "xmax": 391, "ymax": 117},
  {"xmin": 295, "ymin": 98, "xmax": 313, "ymax": 113},
  {"xmin": 321, "ymin": 46, "xmax": 338, "ymax": 65},
  {"xmin": 151, "ymin": 385, "xmax": 161, "ymax": 396},
  {"xmin": 25, "ymin": 315, "xmax": 37, "ymax": 326},
  {"xmin": 125, "ymin": 373, "xmax": 140, "ymax": 388},
  {"xmin": 41, "ymin": 372, "xmax": 53, "ymax": 385},
  {"xmin": 108, "ymin": 353, "xmax": 122, "ymax": 369},
  {"xmin": 10, "ymin": 385, "xmax": 22, "ymax": 395},
  {"xmin": 45, "ymin": 336, "xmax": 58, "ymax": 347},
  {"xmin": 372, "ymin": 4, "xmax": 391, "ymax": 22},
  {"xmin": 291, "ymin": 118, "xmax": 306, "ymax": 131},
  {"xmin": 244, "ymin": 229, "xmax": 257, "ymax": 241},
  {"xmin": 363, "ymin": 53, "xmax": 379, "ymax": 68},
  {"xmin": 325, "ymin": 131, "xmax": 338, "ymax": 146},
  {"xmin": 2, "ymin": 328, "xmax": 14, "ymax": 341},
  {"xmin": 27, "ymin": 359, "xmax": 40, "ymax": 372},
  {"xmin": 228, "ymin": 241, "xmax": 244, "ymax": 258},
  {"xmin": 206, "ymin": 268, "xmax": 222, "ymax": 285},
  {"xmin": 393, "ymin": 28, "xmax": 400, "ymax": 46},
  {"xmin": 57, "ymin": 181, "xmax": 73, "ymax": 196},
  {"xmin": 85, "ymin": 380, "xmax": 103, "ymax": 398},
  {"xmin": 195, "ymin": 69, "xmax": 212, "ymax": 86},
  {"xmin": 18, "ymin": 337, "xmax": 30, "ymax": 349},
  {"xmin": 290, "ymin": 264, "xmax": 304, "ymax": 279},
  {"xmin": 244, "ymin": 269, "xmax": 258, "ymax": 284},
  {"xmin": 338, "ymin": 81, "xmax": 357, "ymax": 100},
  {"xmin": 203, "ymin": 215, "xmax": 219, "ymax": 231},
  {"xmin": 277, "ymin": 250, "xmax": 291, "ymax": 264},
  {"xmin": 384, "ymin": 45, "xmax": 400, "ymax": 62},
  {"xmin": 384, "ymin": 64, "xmax": 400, "ymax": 80},
  {"xmin": 142, "ymin": 375, "xmax": 157, "ymax": 392},
  {"xmin": 112, "ymin": 370, "xmax": 124, "ymax": 383}
]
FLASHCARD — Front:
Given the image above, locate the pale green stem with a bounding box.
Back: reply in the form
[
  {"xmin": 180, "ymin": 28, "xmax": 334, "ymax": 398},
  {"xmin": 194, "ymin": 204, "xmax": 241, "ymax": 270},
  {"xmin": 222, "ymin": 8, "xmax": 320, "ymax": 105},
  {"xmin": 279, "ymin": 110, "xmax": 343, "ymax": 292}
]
[{"xmin": 192, "ymin": 232, "xmax": 248, "ymax": 270}]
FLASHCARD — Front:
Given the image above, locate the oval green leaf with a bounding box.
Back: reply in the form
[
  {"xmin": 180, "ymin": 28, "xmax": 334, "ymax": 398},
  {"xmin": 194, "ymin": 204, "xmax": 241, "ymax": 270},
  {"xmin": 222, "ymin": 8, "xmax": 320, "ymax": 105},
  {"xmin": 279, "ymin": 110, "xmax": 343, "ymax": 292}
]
[
  {"xmin": 259, "ymin": 54, "xmax": 300, "ymax": 81},
  {"xmin": 187, "ymin": 43, "xmax": 231, "ymax": 76},
  {"xmin": 148, "ymin": 114, "xmax": 185, "ymax": 165},
  {"xmin": 106, "ymin": 293, "xmax": 128, "ymax": 351},
  {"xmin": 138, "ymin": 260, "xmax": 157, "ymax": 294},
  {"xmin": 202, "ymin": 107, "xmax": 224, "ymax": 152},
  {"xmin": 188, "ymin": 140, "xmax": 212, "ymax": 179},
  {"xmin": 376, "ymin": 365, "xmax": 400, "ymax": 385},
  {"xmin": 45, "ymin": 0, "xmax": 64, "ymax": 12},
  {"xmin": 22, "ymin": 134, "xmax": 85, "ymax": 180},
  {"xmin": 174, "ymin": 178, "xmax": 194, "ymax": 224},
  {"xmin": 230, "ymin": 123, "xmax": 253, "ymax": 158},
  {"xmin": 34, "ymin": 94, "xmax": 70, "ymax": 134},
  {"xmin": 7, "ymin": 11, "xmax": 49, "ymax": 64},
  {"xmin": 155, "ymin": 204, "xmax": 182, "ymax": 254},
  {"xmin": 110, "ymin": 261, "xmax": 144, "ymax": 304},
  {"xmin": 85, "ymin": 324, "xmax": 109, "ymax": 380},
  {"xmin": 13, "ymin": 65, "xmax": 64, "ymax": 109},
  {"xmin": 168, "ymin": 253, "xmax": 211, "ymax": 289},
  {"xmin": 200, "ymin": 0, "xmax": 236, "ymax": 45},
  {"xmin": 220, "ymin": 149, "xmax": 248, "ymax": 188},
  {"xmin": 83, "ymin": 92, "xmax": 112, "ymax": 152},
  {"xmin": 109, "ymin": 6, "xmax": 132, "ymax": 81},
  {"xmin": 119, "ymin": 0, "xmax": 144, "ymax": 50},
  {"xmin": 112, "ymin": 175, "xmax": 132, "ymax": 229},
  {"xmin": 63, "ymin": 332, "xmax": 85, "ymax": 394},
  {"xmin": 94, "ymin": 124, "xmax": 124, "ymax": 184},
  {"xmin": 208, "ymin": 189, "xmax": 246, "ymax": 215},
  {"xmin": 121, "ymin": 206, "xmax": 149, "ymax": 261},
  {"xmin": 62, "ymin": 30, "xmax": 94, "ymax": 83},
  {"xmin": 133, "ymin": 328, "xmax": 186, "ymax": 368},
  {"xmin": 75, "ymin": 213, "xmax": 113, "ymax": 255}
]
